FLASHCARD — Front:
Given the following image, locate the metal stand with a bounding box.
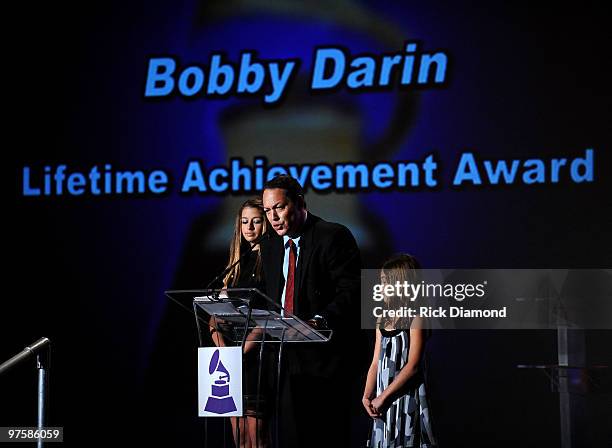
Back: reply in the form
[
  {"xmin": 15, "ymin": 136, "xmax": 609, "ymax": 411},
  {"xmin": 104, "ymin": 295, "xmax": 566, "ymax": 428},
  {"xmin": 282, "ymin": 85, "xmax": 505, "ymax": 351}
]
[
  {"xmin": 0, "ymin": 338, "xmax": 51, "ymax": 448},
  {"xmin": 518, "ymin": 330, "xmax": 608, "ymax": 448},
  {"xmin": 37, "ymin": 350, "xmax": 50, "ymax": 448}
]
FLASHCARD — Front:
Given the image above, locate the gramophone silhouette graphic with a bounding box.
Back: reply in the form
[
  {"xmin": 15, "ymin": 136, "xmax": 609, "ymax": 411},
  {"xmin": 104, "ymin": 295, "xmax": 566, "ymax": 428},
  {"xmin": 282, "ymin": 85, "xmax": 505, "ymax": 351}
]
[{"xmin": 204, "ymin": 349, "xmax": 237, "ymax": 414}]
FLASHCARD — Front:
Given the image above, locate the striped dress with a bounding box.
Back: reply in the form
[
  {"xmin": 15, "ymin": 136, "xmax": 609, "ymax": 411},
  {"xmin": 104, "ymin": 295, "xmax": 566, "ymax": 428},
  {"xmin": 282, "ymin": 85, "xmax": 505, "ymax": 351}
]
[{"xmin": 370, "ymin": 329, "xmax": 437, "ymax": 448}]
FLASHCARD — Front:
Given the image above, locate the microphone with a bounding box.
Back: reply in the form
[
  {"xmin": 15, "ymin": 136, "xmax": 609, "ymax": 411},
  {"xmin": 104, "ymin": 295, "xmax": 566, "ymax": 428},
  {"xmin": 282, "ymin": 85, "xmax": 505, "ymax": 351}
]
[
  {"xmin": 204, "ymin": 232, "xmax": 270, "ymax": 290},
  {"xmin": 0, "ymin": 338, "xmax": 51, "ymax": 375}
]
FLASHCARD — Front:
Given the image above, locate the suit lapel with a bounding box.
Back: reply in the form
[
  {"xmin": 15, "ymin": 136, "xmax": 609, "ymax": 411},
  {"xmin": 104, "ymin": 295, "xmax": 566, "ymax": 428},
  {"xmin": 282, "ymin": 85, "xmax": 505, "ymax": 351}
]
[
  {"xmin": 263, "ymin": 234, "xmax": 284, "ymax": 305},
  {"xmin": 295, "ymin": 214, "xmax": 317, "ymax": 298}
]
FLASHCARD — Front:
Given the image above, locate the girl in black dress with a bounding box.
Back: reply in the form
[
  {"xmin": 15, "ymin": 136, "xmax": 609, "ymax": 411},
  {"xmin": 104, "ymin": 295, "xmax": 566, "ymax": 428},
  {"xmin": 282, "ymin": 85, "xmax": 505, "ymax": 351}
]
[
  {"xmin": 212, "ymin": 198, "xmax": 269, "ymax": 448},
  {"xmin": 222, "ymin": 198, "xmax": 267, "ymax": 291}
]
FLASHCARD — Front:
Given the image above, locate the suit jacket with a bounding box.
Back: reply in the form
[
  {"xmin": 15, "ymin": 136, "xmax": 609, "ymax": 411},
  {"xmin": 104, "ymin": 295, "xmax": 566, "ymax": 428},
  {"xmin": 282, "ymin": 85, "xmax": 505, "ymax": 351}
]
[{"xmin": 260, "ymin": 213, "xmax": 361, "ymax": 377}]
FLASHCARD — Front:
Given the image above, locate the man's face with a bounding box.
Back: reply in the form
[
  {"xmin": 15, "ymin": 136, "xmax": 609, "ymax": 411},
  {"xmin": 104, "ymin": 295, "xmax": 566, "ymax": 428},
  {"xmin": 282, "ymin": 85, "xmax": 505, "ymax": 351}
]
[{"xmin": 262, "ymin": 188, "xmax": 302, "ymax": 237}]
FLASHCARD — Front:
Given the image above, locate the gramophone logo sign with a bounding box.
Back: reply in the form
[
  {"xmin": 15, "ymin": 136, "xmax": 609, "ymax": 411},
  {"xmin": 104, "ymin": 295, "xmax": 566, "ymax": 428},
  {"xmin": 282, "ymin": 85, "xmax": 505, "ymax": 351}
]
[{"xmin": 198, "ymin": 347, "xmax": 243, "ymax": 417}]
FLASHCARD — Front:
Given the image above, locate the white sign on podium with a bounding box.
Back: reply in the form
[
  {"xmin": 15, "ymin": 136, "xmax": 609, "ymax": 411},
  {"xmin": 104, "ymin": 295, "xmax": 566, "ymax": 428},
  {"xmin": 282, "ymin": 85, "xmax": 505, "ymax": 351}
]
[{"xmin": 197, "ymin": 347, "xmax": 243, "ymax": 417}]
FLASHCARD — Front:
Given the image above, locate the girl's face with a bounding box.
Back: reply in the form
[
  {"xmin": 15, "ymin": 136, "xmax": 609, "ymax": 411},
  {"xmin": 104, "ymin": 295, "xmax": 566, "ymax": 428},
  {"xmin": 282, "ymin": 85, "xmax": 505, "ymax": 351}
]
[{"xmin": 241, "ymin": 207, "xmax": 264, "ymax": 242}]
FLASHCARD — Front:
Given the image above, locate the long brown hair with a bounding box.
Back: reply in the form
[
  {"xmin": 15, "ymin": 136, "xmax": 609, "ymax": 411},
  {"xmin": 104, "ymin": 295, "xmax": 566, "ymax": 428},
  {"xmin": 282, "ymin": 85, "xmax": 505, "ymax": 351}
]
[
  {"xmin": 380, "ymin": 253, "xmax": 421, "ymax": 330},
  {"xmin": 223, "ymin": 198, "xmax": 268, "ymax": 287}
]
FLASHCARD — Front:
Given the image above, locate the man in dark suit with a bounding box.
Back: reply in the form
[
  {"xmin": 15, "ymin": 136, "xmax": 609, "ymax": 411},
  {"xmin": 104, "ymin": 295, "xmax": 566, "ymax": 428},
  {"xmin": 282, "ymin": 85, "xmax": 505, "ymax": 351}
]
[{"xmin": 260, "ymin": 175, "xmax": 361, "ymax": 447}]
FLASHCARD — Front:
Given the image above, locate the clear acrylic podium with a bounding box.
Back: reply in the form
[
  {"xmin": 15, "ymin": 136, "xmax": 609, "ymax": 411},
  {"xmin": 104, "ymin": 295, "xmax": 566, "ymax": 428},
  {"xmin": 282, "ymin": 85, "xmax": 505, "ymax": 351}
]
[{"xmin": 164, "ymin": 288, "xmax": 333, "ymax": 448}]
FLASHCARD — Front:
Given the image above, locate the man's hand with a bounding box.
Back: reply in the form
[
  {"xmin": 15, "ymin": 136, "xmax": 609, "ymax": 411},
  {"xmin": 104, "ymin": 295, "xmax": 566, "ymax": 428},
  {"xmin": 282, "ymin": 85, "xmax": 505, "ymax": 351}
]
[
  {"xmin": 306, "ymin": 315, "xmax": 328, "ymax": 330},
  {"xmin": 306, "ymin": 319, "xmax": 320, "ymax": 329}
]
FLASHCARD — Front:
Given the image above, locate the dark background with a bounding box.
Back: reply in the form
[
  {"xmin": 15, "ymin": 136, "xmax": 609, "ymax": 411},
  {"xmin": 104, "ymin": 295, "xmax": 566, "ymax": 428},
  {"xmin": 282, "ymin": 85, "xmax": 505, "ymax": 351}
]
[{"xmin": 3, "ymin": 1, "xmax": 611, "ymax": 446}]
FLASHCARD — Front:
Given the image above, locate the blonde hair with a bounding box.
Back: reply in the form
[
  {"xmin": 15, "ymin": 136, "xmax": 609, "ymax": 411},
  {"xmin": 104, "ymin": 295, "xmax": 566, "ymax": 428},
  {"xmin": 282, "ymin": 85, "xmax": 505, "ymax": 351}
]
[
  {"xmin": 223, "ymin": 198, "xmax": 267, "ymax": 287},
  {"xmin": 380, "ymin": 253, "xmax": 421, "ymax": 329}
]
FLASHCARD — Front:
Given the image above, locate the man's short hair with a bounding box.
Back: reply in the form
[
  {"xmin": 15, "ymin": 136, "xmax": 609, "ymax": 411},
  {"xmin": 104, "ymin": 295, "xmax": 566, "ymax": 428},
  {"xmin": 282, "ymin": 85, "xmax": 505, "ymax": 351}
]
[{"xmin": 263, "ymin": 175, "xmax": 306, "ymax": 207}]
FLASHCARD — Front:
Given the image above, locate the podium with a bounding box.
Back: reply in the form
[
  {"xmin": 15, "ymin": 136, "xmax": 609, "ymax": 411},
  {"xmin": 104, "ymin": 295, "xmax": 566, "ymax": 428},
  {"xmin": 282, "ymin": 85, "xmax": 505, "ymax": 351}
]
[{"xmin": 165, "ymin": 288, "xmax": 332, "ymax": 448}]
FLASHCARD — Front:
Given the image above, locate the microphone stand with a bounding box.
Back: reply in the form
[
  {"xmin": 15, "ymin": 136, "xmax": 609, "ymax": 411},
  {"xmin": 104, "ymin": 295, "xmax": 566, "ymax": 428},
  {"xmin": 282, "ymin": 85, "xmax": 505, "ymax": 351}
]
[{"xmin": 0, "ymin": 338, "xmax": 51, "ymax": 448}]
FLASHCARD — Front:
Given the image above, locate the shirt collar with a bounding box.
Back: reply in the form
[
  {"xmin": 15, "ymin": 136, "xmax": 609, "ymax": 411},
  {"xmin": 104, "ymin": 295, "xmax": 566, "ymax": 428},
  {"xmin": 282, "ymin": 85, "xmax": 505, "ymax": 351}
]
[{"xmin": 283, "ymin": 234, "xmax": 301, "ymax": 248}]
